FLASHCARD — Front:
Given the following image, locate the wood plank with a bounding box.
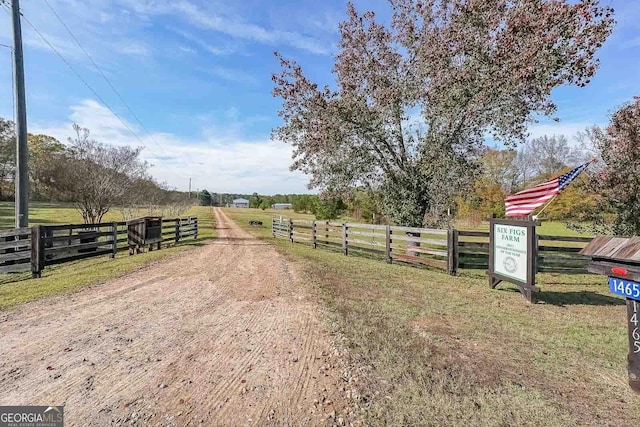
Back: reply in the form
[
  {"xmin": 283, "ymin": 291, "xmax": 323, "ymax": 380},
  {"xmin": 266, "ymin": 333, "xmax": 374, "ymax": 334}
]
[
  {"xmin": 538, "ymin": 267, "xmax": 590, "ymax": 274},
  {"xmin": 0, "ymin": 228, "xmax": 31, "ymax": 238},
  {"xmin": 345, "ymin": 223, "xmax": 387, "ymax": 230},
  {"xmin": 458, "ymin": 262, "xmax": 488, "ymax": 269},
  {"xmin": 44, "ymin": 222, "xmax": 114, "ymax": 231},
  {"xmin": 538, "ymin": 246, "xmax": 583, "ymax": 253},
  {"xmin": 46, "ymin": 231, "xmax": 112, "ymax": 243},
  {"xmin": 0, "ymin": 262, "xmax": 31, "ymax": 273},
  {"xmin": 347, "ymin": 230, "xmax": 386, "ymax": 238},
  {"xmin": 0, "ymin": 239, "xmax": 30, "ymax": 251},
  {"xmin": 458, "ymin": 230, "xmax": 490, "ymax": 238},
  {"xmin": 45, "ymin": 240, "xmax": 113, "ymax": 254},
  {"xmin": 458, "ymin": 247, "xmax": 490, "ymax": 255},
  {"xmin": 390, "ymin": 225, "xmax": 447, "ymax": 235},
  {"xmin": 458, "ymin": 241, "xmax": 490, "ymax": 249},
  {"xmin": 0, "ymin": 251, "xmax": 32, "ymax": 262},
  {"xmin": 388, "ymin": 234, "xmax": 447, "ymax": 245},
  {"xmin": 537, "ymin": 234, "xmax": 592, "ymax": 243},
  {"xmin": 346, "ymin": 238, "xmax": 386, "ymax": 248},
  {"xmin": 459, "ymin": 253, "xmax": 489, "ymax": 261}
]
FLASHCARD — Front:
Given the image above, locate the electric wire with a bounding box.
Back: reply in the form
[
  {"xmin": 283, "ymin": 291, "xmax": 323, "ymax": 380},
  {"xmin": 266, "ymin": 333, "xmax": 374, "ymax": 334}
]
[{"xmin": 41, "ymin": 0, "xmax": 169, "ymax": 156}]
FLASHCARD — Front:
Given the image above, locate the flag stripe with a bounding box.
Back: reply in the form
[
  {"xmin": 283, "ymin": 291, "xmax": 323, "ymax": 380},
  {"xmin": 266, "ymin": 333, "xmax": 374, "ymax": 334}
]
[{"xmin": 503, "ymin": 161, "xmax": 591, "ymax": 217}]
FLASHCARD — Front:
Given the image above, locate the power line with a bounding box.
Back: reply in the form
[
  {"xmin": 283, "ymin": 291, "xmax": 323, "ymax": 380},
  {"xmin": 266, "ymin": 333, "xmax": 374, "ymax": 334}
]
[
  {"xmin": 2, "ymin": 2, "xmax": 186, "ymax": 181},
  {"xmin": 41, "ymin": 0, "xmax": 167, "ymax": 154},
  {"xmin": 5, "ymin": 3, "xmax": 148, "ymax": 148}
]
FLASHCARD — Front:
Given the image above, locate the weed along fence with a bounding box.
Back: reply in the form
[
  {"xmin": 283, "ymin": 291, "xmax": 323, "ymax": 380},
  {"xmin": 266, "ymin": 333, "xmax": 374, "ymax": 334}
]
[
  {"xmin": 272, "ymin": 216, "xmax": 594, "ymax": 277},
  {"xmin": 0, "ymin": 216, "xmax": 198, "ymax": 278}
]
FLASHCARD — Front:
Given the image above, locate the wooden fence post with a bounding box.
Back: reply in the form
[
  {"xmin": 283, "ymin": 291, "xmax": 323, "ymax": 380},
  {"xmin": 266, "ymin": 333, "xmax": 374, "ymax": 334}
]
[
  {"xmin": 272, "ymin": 217, "xmax": 276, "ymax": 238},
  {"xmin": 342, "ymin": 223, "xmax": 348, "ymax": 256},
  {"xmin": 385, "ymin": 225, "xmax": 392, "ymax": 263},
  {"xmin": 175, "ymin": 218, "xmax": 180, "ymax": 244},
  {"xmin": 111, "ymin": 222, "xmax": 118, "ymax": 258},
  {"xmin": 289, "ymin": 219, "xmax": 294, "ymax": 243},
  {"xmin": 447, "ymin": 229, "xmax": 459, "ymax": 276},
  {"xmin": 312, "ymin": 220, "xmax": 317, "ymax": 248},
  {"xmin": 322, "ymin": 221, "xmax": 327, "ymax": 245},
  {"xmin": 193, "ymin": 217, "xmax": 198, "ymax": 240},
  {"xmin": 30, "ymin": 225, "xmax": 44, "ymax": 278}
]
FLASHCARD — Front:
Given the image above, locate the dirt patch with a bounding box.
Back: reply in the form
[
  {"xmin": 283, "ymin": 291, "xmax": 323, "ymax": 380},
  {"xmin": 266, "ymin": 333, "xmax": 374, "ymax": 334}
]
[{"xmin": 0, "ymin": 208, "xmax": 354, "ymax": 426}]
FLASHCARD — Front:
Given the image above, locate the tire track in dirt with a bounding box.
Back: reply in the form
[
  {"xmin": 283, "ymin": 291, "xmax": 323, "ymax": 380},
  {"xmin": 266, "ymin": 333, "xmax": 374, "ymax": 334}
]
[{"xmin": 0, "ymin": 208, "xmax": 352, "ymax": 426}]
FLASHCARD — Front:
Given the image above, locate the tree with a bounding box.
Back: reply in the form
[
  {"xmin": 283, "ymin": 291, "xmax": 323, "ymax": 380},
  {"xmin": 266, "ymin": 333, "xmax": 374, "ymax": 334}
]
[
  {"xmin": 590, "ymin": 97, "xmax": 640, "ymax": 236},
  {"xmin": 273, "ymin": 0, "xmax": 613, "ymax": 227},
  {"xmin": 528, "ymin": 135, "xmax": 580, "ymax": 177},
  {"xmin": 250, "ymin": 192, "xmax": 263, "ymax": 209},
  {"xmin": 52, "ymin": 124, "xmax": 148, "ymax": 224},
  {"xmin": 27, "ymin": 133, "xmax": 65, "ymax": 200},
  {"xmin": 0, "ymin": 118, "xmax": 15, "ymax": 200},
  {"xmin": 313, "ymin": 197, "xmax": 347, "ymax": 220},
  {"xmin": 199, "ymin": 189, "xmax": 212, "ymax": 206}
]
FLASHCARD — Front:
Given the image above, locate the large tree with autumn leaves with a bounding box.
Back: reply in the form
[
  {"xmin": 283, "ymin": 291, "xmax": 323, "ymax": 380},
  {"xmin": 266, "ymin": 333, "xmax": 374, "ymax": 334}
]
[{"xmin": 272, "ymin": 0, "xmax": 613, "ymax": 227}]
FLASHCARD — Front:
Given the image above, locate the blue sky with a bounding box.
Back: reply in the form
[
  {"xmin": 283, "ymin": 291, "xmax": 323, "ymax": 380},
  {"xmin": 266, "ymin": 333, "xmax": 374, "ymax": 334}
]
[{"xmin": 0, "ymin": 0, "xmax": 638, "ymax": 194}]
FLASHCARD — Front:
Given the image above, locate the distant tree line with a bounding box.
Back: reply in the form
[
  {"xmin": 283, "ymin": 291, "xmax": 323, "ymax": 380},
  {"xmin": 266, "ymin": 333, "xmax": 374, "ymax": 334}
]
[{"xmin": 0, "ymin": 118, "xmax": 194, "ymax": 223}]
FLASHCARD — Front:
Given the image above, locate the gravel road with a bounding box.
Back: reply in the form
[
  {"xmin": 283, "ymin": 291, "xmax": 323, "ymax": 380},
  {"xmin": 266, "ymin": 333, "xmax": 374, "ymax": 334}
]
[{"xmin": 0, "ymin": 208, "xmax": 351, "ymax": 426}]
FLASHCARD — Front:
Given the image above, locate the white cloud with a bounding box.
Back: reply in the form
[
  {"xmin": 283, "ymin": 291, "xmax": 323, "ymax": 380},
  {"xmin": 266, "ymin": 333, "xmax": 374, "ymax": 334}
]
[
  {"xmin": 123, "ymin": 0, "xmax": 331, "ymax": 55},
  {"xmin": 32, "ymin": 99, "xmax": 309, "ymax": 194},
  {"xmin": 169, "ymin": 28, "xmax": 234, "ymax": 55},
  {"xmin": 201, "ymin": 66, "xmax": 257, "ymax": 85}
]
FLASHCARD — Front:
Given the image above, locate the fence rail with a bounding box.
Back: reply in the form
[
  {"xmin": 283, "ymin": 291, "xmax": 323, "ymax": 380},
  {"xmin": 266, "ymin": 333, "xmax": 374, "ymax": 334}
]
[
  {"xmin": 0, "ymin": 216, "xmax": 199, "ymax": 279},
  {"xmin": 273, "ymin": 216, "xmax": 594, "ymax": 277}
]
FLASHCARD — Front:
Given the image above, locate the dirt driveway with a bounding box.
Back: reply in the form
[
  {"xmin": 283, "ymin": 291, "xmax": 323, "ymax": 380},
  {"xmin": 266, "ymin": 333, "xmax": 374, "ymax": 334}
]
[{"xmin": 0, "ymin": 208, "xmax": 351, "ymax": 426}]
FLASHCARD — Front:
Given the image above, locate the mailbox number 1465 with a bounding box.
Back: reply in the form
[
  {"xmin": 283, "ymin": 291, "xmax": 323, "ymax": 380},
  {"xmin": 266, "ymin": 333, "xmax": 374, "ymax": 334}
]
[{"xmin": 609, "ymin": 277, "xmax": 640, "ymax": 300}]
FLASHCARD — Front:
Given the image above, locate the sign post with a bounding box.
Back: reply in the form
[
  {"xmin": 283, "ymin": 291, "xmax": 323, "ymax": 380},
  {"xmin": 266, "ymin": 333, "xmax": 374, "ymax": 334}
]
[
  {"xmin": 626, "ymin": 298, "xmax": 640, "ymax": 393},
  {"xmin": 487, "ymin": 217, "xmax": 540, "ymax": 303}
]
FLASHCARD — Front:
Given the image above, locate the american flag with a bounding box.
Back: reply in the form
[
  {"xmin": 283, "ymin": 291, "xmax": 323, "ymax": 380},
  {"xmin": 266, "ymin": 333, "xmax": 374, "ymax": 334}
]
[{"xmin": 504, "ymin": 161, "xmax": 592, "ymax": 217}]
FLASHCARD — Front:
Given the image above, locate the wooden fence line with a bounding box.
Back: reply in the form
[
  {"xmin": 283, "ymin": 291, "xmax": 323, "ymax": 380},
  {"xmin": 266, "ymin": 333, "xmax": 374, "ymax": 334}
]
[
  {"xmin": 272, "ymin": 216, "xmax": 594, "ymax": 276},
  {"xmin": 0, "ymin": 216, "xmax": 198, "ymax": 279}
]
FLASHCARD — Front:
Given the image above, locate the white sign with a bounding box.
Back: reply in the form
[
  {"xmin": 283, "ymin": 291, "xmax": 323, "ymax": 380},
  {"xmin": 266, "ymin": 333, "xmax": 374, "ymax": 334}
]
[{"xmin": 493, "ymin": 223, "xmax": 528, "ymax": 283}]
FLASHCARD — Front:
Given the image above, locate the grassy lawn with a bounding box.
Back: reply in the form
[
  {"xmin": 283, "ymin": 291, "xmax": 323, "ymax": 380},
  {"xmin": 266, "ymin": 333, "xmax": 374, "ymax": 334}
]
[
  {"xmin": 0, "ymin": 206, "xmax": 216, "ymax": 310},
  {"xmin": 225, "ymin": 208, "xmax": 638, "ymax": 426}
]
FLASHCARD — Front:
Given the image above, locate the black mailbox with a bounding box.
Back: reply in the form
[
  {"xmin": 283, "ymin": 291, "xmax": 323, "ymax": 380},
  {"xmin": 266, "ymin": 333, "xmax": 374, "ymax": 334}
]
[
  {"xmin": 127, "ymin": 216, "xmax": 163, "ymax": 254},
  {"xmin": 581, "ymin": 236, "xmax": 640, "ymax": 393}
]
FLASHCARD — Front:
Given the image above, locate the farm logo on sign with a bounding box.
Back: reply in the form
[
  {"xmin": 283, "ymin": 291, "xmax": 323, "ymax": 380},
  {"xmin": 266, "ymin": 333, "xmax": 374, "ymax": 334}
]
[
  {"xmin": 0, "ymin": 406, "xmax": 64, "ymax": 427},
  {"xmin": 503, "ymin": 256, "xmax": 518, "ymax": 274}
]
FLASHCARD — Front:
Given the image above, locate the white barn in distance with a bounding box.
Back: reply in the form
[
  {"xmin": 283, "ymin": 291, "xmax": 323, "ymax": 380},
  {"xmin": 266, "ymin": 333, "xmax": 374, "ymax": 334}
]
[{"xmin": 231, "ymin": 198, "xmax": 250, "ymax": 208}]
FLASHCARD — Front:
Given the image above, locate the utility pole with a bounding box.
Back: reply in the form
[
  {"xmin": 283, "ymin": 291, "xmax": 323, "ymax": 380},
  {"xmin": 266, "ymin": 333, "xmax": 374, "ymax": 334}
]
[
  {"xmin": 188, "ymin": 178, "xmax": 191, "ymax": 199},
  {"xmin": 11, "ymin": 0, "xmax": 29, "ymax": 228}
]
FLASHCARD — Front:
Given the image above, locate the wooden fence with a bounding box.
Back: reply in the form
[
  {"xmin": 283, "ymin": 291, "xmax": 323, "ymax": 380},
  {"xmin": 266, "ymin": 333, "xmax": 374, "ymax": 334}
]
[
  {"xmin": 0, "ymin": 216, "xmax": 198, "ymax": 278},
  {"xmin": 272, "ymin": 217, "xmax": 593, "ymax": 275}
]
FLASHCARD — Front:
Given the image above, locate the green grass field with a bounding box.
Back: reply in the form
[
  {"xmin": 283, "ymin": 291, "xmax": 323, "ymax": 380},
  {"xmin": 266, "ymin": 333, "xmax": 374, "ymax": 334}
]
[
  {"xmin": 0, "ymin": 201, "xmax": 203, "ymax": 229},
  {"xmin": 0, "ymin": 205, "xmax": 215, "ymax": 310},
  {"xmin": 225, "ymin": 207, "xmax": 638, "ymax": 426}
]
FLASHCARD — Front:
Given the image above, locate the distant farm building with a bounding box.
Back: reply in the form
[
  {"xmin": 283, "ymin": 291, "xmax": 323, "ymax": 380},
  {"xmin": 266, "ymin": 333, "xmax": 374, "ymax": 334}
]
[
  {"xmin": 232, "ymin": 198, "xmax": 250, "ymax": 208},
  {"xmin": 272, "ymin": 203, "xmax": 293, "ymax": 210}
]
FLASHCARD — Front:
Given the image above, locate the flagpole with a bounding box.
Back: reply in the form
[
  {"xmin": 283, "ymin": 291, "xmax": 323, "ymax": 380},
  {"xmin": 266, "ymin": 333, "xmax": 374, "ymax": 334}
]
[{"xmin": 533, "ymin": 194, "xmax": 559, "ymax": 219}]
